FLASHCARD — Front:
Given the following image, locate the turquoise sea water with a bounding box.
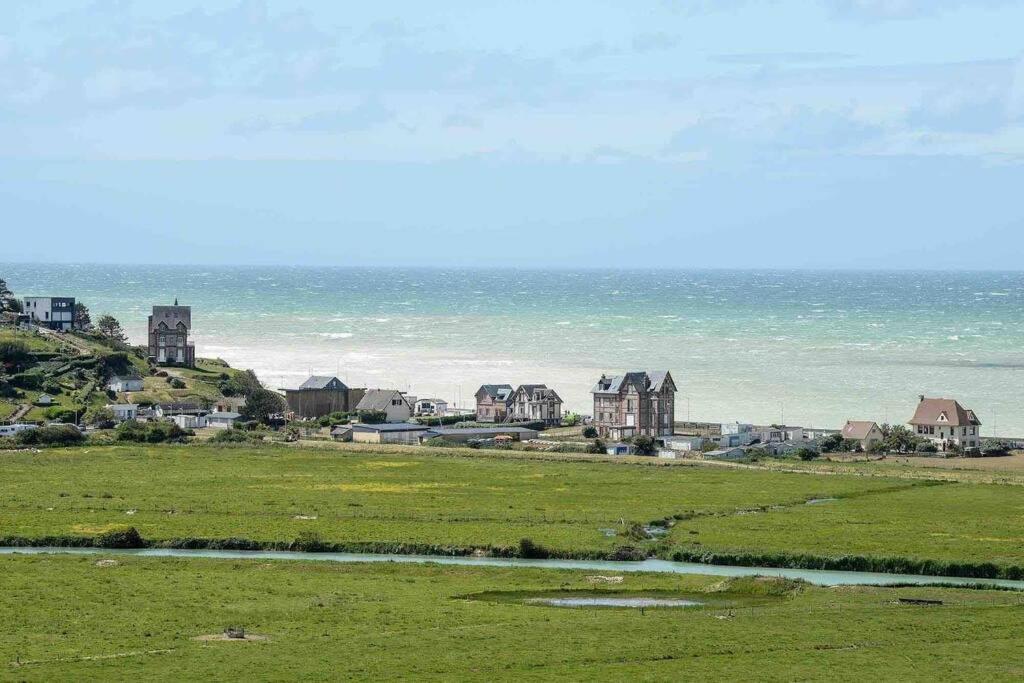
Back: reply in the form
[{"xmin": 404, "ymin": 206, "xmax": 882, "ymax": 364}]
[{"xmin": 4, "ymin": 265, "xmax": 1023, "ymax": 435}]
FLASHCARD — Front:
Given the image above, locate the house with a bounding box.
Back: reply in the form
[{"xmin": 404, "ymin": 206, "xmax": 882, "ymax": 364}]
[
  {"xmin": 107, "ymin": 375, "xmax": 145, "ymax": 393},
  {"xmin": 422, "ymin": 426, "xmax": 540, "ymax": 443},
  {"xmin": 148, "ymin": 302, "xmax": 195, "ymax": 367},
  {"xmin": 663, "ymin": 435, "xmax": 704, "ymax": 452},
  {"xmin": 605, "ymin": 442, "xmax": 635, "ymax": 456},
  {"xmin": 590, "ymin": 371, "xmax": 676, "ymax": 439},
  {"xmin": 206, "ymin": 412, "xmax": 242, "ymax": 430},
  {"xmin": 909, "ymin": 396, "xmax": 982, "ymax": 451},
  {"xmin": 284, "ymin": 375, "xmax": 364, "ymax": 418},
  {"xmin": 704, "ymin": 447, "xmax": 747, "ymax": 461},
  {"xmin": 351, "ymin": 422, "xmax": 430, "ymax": 444},
  {"xmin": 841, "ymin": 421, "xmax": 885, "ymax": 451},
  {"xmin": 35, "ymin": 393, "xmax": 54, "ymax": 406},
  {"xmin": 330, "ymin": 425, "xmax": 353, "ymax": 441},
  {"xmin": 754, "ymin": 425, "xmax": 805, "ymax": 444},
  {"xmin": 718, "ymin": 433, "xmax": 750, "ymax": 448},
  {"xmin": 721, "ymin": 422, "xmax": 755, "ymax": 440},
  {"xmin": 508, "ymin": 385, "xmax": 563, "ymax": 426},
  {"xmin": 414, "ymin": 397, "xmax": 448, "ymax": 417},
  {"xmin": 759, "ymin": 441, "xmax": 813, "ymax": 457},
  {"xmin": 0, "ymin": 423, "xmax": 38, "ymax": 437},
  {"xmin": 22, "ymin": 297, "xmax": 76, "ymax": 331},
  {"xmin": 170, "ymin": 413, "xmax": 206, "ymax": 430},
  {"xmin": 106, "ymin": 404, "xmax": 139, "ymax": 422},
  {"xmin": 474, "ymin": 384, "xmax": 514, "ymax": 423},
  {"xmin": 155, "ymin": 403, "xmax": 206, "ymax": 418},
  {"xmin": 356, "ymin": 390, "xmax": 413, "ymax": 423}
]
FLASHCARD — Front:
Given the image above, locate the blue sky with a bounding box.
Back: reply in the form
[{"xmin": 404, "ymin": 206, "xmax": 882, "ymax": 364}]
[{"xmin": 2, "ymin": 0, "xmax": 1023, "ymax": 267}]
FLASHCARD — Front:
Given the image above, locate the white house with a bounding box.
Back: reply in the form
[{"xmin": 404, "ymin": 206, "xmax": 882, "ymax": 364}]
[
  {"xmin": 0, "ymin": 423, "xmax": 38, "ymax": 437},
  {"xmin": 909, "ymin": 397, "xmax": 982, "ymax": 451},
  {"xmin": 35, "ymin": 393, "xmax": 54, "ymax": 406},
  {"xmin": 206, "ymin": 412, "xmax": 242, "ymax": 430},
  {"xmin": 663, "ymin": 435, "xmax": 704, "ymax": 452},
  {"xmin": 107, "ymin": 375, "xmax": 145, "ymax": 393},
  {"xmin": 414, "ymin": 397, "xmax": 448, "ymax": 416},
  {"xmin": 170, "ymin": 413, "xmax": 207, "ymax": 430},
  {"xmin": 356, "ymin": 390, "xmax": 413, "ymax": 423},
  {"xmin": 106, "ymin": 404, "xmax": 139, "ymax": 422},
  {"xmin": 23, "ymin": 296, "xmax": 75, "ymax": 331}
]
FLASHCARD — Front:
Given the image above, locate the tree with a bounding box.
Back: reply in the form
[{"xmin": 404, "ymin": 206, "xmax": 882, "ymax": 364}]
[
  {"xmin": 796, "ymin": 447, "xmax": 819, "ymax": 461},
  {"xmin": 632, "ymin": 435, "xmax": 657, "ymax": 456},
  {"xmin": 244, "ymin": 388, "xmax": 287, "ymax": 424},
  {"xmin": 0, "ymin": 278, "xmax": 17, "ymax": 313},
  {"xmin": 819, "ymin": 433, "xmax": 845, "ymax": 453},
  {"xmin": 219, "ymin": 369, "xmax": 263, "ymax": 397},
  {"xmin": 97, "ymin": 314, "xmax": 127, "ymax": 344},
  {"xmin": 0, "ymin": 340, "xmax": 31, "ymax": 369},
  {"xmin": 74, "ymin": 302, "xmax": 92, "ymax": 330},
  {"xmin": 582, "ymin": 425, "xmax": 598, "ymax": 439},
  {"xmin": 85, "ymin": 406, "xmax": 116, "ymax": 428},
  {"xmin": 883, "ymin": 425, "xmax": 918, "ymax": 454},
  {"xmin": 586, "ymin": 438, "xmax": 607, "ymax": 454}
]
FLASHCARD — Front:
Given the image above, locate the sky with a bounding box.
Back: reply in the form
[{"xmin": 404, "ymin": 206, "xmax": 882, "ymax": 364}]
[{"xmin": 2, "ymin": 0, "xmax": 1023, "ymax": 268}]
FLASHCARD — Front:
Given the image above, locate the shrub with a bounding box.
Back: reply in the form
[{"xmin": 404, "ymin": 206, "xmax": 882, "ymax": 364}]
[
  {"xmin": 517, "ymin": 538, "xmax": 550, "ymax": 559},
  {"xmin": 795, "ymin": 448, "xmax": 819, "ymax": 461},
  {"xmin": 168, "ymin": 377, "xmax": 186, "ymax": 389},
  {"xmin": 95, "ymin": 526, "xmax": 146, "ymax": 549},
  {"xmin": 919, "ymin": 443, "xmax": 939, "ymax": 453},
  {"xmin": 414, "ymin": 413, "xmax": 476, "ymax": 427},
  {"xmin": 582, "ymin": 426, "xmax": 598, "ymax": 439},
  {"xmin": 15, "ymin": 425, "xmax": 84, "ymax": 447},
  {"xmin": 562, "ymin": 413, "xmax": 581, "ymax": 427},
  {"xmin": 44, "ymin": 407, "xmax": 79, "ymax": 423},
  {"xmin": 209, "ymin": 429, "xmax": 263, "ymax": 444},
  {"xmin": 0, "ymin": 340, "xmax": 31, "ymax": 366},
  {"xmin": 116, "ymin": 420, "xmax": 189, "ymax": 444},
  {"xmin": 358, "ymin": 410, "xmax": 387, "ymax": 424},
  {"xmin": 632, "ymin": 435, "xmax": 657, "ymax": 456},
  {"xmin": 10, "ymin": 371, "xmax": 44, "ymax": 390},
  {"xmin": 586, "ymin": 438, "xmax": 607, "ymax": 454}
]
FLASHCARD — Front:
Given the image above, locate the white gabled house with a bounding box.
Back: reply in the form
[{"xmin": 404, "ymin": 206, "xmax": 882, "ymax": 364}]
[{"xmin": 908, "ymin": 396, "xmax": 982, "ymax": 451}]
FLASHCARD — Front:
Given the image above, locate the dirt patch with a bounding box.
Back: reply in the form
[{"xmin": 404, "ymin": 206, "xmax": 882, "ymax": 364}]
[
  {"xmin": 192, "ymin": 633, "xmax": 269, "ymax": 642},
  {"xmin": 94, "ymin": 559, "xmax": 119, "ymax": 568},
  {"xmin": 586, "ymin": 575, "xmax": 624, "ymax": 585}
]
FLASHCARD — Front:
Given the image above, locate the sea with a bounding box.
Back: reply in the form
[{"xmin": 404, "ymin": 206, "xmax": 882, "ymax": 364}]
[{"xmin": 4, "ymin": 265, "xmax": 1023, "ymax": 436}]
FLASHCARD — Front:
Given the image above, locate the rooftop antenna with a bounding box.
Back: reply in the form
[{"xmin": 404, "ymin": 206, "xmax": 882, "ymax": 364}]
[{"xmin": 174, "ymin": 297, "xmax": 178, "ymax": 306}]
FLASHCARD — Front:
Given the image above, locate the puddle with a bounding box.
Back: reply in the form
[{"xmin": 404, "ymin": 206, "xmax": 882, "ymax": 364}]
[
  {"xmin": 598, "ymin": 528, "xmax": 617, "ymax": 538},
  {"xmin": 528, "ymin": 597, "xmax": 702, "ymax": 608},
  {"xmin": 642, "ymin": 525, "xmax": 669, "ymax": 537},
  {"xmin": 806, "ymin": 498, "xmax": 839, "ymax": 505}
]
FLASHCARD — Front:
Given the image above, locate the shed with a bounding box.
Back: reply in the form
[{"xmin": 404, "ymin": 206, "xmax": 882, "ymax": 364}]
[{"xmin": 351, "ymin": 422, "xmax": 430, "ymax": 444}]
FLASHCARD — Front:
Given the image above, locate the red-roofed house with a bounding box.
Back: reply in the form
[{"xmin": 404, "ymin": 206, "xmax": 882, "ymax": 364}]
[{"xmin": 908, "ymin": 396, "xmax": 982, "ymax": 451}]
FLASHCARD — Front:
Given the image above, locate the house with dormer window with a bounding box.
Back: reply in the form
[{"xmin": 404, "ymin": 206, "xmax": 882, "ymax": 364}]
[
  {"xmin": 908, "ymin": 396, "xmax": 982, "ymax": 451},
  {"xmin": 147, "ymin": 301, "xmax": 195, "ymax": 367},
  {"xmin": 508, "ymin": 384, "xmax": 563, "ymax": 426},
  {"xmin": 591, "ymin": 371, "xmax": 677, "ymax": 440}
]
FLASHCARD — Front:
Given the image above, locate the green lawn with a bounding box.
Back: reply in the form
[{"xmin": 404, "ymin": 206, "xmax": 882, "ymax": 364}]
[
  {"xmin": 2, "ymin": 555, "xmax": 1023, "ymax": 681},
  {"xmin": 0, "ymin": 444, "xmax": 910, "ymax": 554}
]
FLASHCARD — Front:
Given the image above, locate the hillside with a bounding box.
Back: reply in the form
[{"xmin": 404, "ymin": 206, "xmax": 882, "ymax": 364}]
[{"xmin": 0, "ymin": 327, "xmax": 250, "ymax": 425}]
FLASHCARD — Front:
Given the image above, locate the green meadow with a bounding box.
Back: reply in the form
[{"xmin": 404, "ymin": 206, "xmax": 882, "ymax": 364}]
[
  {"xmin": 2, "ymin": 444, "xmax": 1023, "ymax": 575},
  {"xmin": 2, "ymin": 555, "xmax": 1023, "ymax": 681}
]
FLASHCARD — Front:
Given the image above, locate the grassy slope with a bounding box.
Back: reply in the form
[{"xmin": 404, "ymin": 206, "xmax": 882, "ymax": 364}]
[
  {"xmin": 0, "ymin": 445, "xmax": 908, "ymax": 553},
  {"xmin": 2, "ymin": 555, "xmax": 1023, "ymax": 681}
]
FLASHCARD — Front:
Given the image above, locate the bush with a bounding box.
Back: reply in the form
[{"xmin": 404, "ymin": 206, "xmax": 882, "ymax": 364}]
[
  {"xmin": 358, "ymin": 410, "xmax": 387, "ymax": 424},
  {"xmin": 517, "ymin": 538, "xmax": 550, "ymax": 559},
  {"xmin": 632, "ymin": 435, "xmax": 657, "ymax": 456},
  {"xmin": 10, "ymin": 371, "xmax": 44, "ymax": 390},
  {"xmin": 95, "ymin": 526, "xmax": 146, "ymax": 549},
  {"xmin": 15, "ymin": 425, "xmax": 84, "ymax": 447},
  {"xmin": 586, "ymin": 438, "xmax": 607, "ymax": 454},
  {"xmin": 116, "ymin": 420, "xmax": 189, "ymax": 444},
  {"xmin": 0, "ymin": 340, "xmax": 31, "ymax": 366},
  {"xmin": 414, "ymin": 413, "xmax": 476, "ymax": 427},
  {"xmin": 562, "ymin": 413, "xmax": 581, "ymax": 427},
  {"xmin": 168, "ymin": 377, "xmax": 186, "ymax": 389},
  {"xmin": 919, "ymin": 443, "xmax": 939, "ymax": 453},
  {"xmin": 582, "ymin": 426, "xmax": 598, "ymax": 439},
  {"xmin": 795, "ymin": 448, "xmax": 819, "ymax": 461}
]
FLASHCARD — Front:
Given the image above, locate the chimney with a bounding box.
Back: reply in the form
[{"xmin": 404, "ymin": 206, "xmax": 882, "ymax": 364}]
[{"xmin": 919, "ymin": 395, "xmax": 925, "ymax": 403}]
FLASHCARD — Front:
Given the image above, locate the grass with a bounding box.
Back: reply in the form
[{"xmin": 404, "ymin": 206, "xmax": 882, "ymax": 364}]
[
  {"xmin": 2, "ymin": 555, "xmax": 1024, "ymax": 680},
  {"xmin": 0, "ymin": 444, "xmax": 912, "ymax": 555}
]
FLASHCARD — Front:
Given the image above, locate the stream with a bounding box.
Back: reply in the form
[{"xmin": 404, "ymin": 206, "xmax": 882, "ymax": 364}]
[{"xmin": 3, "ymin": 546, "xmax": 1023, "ymax": 589}]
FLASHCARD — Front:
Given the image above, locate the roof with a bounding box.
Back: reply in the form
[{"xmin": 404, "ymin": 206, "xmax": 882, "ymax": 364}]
[
  {"xmin": 150, "ymin": 305, "xmax": 191, "ymax": 331},
  {"xmin": 842, "ymin": 421, "xmax": 880, "ymax": 440},
  {"xmin": 425, "ymin": 427, "xmax": 539, "ymax": 437},
  {"xmin": 513, "ymin": 384, "xmax": 563, "ymax": 402},
  {"xmin": 352, "ymin": 422, "xmax": 428, "ymax": 433},
  {"xmin": 330, "ymin": 425, "xmax": 353, "ymax": 435},
  {"xmin": 476, "ymin": 384, "xmax": 514, "ymax": 401},
  {"xmin": 356, "ymin": 390, "xmax": 409, "ymax": 412},
  {"xmin": 106, "ymin": 403, "xmax": 139, "ymax": 410},
  {"xmin": 158, "ymin": 402, "xmax": 203, "ymax": 411},
  {"xmin": 416, "ymin": 397, "xmax": 447, "ymax": 403},
  {"xmin": 110, "ymin": 375, "xmax": 144, "ymax": 382},
  {"xmin": 297, "ymin": 375, "xmax": 347, "ymax": 391},
  {"xmin": 208, "ymin": 412, "xmax": 241, "ymax": 420},
  {"xmin": 909, "ymin": 398, "xmax": 981, "ymax": 427},
  {"xmin": 591, "ymin": 371, "xmax": 675, "ymax": 395}
]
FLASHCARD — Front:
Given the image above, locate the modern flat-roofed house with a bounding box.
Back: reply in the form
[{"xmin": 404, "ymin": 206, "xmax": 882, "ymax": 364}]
[
  {"xmin": 213, "ymin": 396, "xmax": 247, "ymax": 414},
  {"xmin": 107, "ymin": 375, "xmax": 145, "ymax": 393},
  {"xmin": 206, "ymin": 412, "xmax": 242, "ymax": 429},
  {"xmin": 841, "ymin": 421, "xmax": 885, "ymax": 451},
  {"xmin": 170, "ymin": 413, "xmax": 206, "ymax": 430},
  {"xmin": 414, "ymin": 397, "xmax": 448, "ymax": 416},
  {"xmin": 154, "ymin": 402, "xmax": 206, "ymax": 418},
  {"xmin": 591, "ymin": 371, "xmax": 676, "ymax": 440},
  {"xmin": 356, "ymin": 389, "xmax": 413, "ymax": 423},
  {"xmin": 475, "ymin": 384, "xmax": 514, "ymax": 423},
  {"xmin": 508, "ymin": 384, "xmax": 563, "ymax": 426},
  {"xmin": 23, "ymin": 297, "xmax": 76, "ymax": 331},
  {"xmin": 284, "ymin": 375, "xmax": 364, "ymax": 419},
  {"xmin": 352, "ymin": 422, "xmax": 429, "ymax": 444},
  {"xmin": 909, "ymin": 396, "xmax": 982, "ymax": 451},
  {"xmin": 148, "ymin": 302, "xmax": 195, "ymax": 367}
]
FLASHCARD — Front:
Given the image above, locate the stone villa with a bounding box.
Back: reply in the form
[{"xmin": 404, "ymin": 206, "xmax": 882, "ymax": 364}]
[
  {"xmin": 474, "ymin": 384, "xmax": 514, "ymax": 423},
  {"xmin": 909, "ymin": 396, "xmax": 982, "ymax": 451},
  {"xmin": 591, "ymin": 371, "xmax": 676, "ymax": 440},
  {"xmin": 507, "ymin": 384, "xmax": 563, "ymax": 426},
  {"xmin": 148, "ymin": 301, "xmax": 195, "ymax": 367}
]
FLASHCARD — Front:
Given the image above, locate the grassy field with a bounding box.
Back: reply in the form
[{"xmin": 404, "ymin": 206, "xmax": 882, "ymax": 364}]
[
  {"xmin": 0, "ymin": 444, "xmax": 907, "ymax": 554},
  {"xmin": 2, "ymin": 554, "xmax": 1023, "ymax": 680},
  {"xmin": 3, "ymin": 443, "xmax": 1024, "ymax": 576}
]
